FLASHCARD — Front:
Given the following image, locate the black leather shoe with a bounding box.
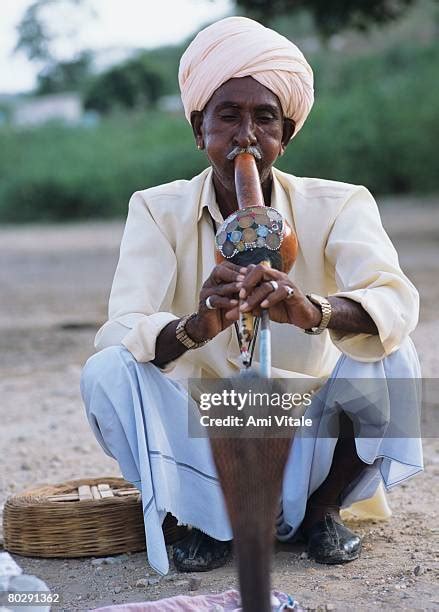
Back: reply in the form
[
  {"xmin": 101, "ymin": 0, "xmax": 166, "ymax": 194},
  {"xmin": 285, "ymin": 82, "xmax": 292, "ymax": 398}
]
[
  {"xmin": 173, "ymin": 528, "xmax": 232, "ymax": 572},
  {"xmin": 306, "ymin": 514, "xmax": 362, "ymax": 564}
]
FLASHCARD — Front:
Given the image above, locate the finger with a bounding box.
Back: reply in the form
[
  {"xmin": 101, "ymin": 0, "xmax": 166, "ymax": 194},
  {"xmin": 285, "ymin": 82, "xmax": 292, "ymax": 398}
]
[
  {"xmin": 201, "ymin": 282, "xmax": 242, "ymax": 304},
  {"xmin": 239, "ymin": 281, "xmax": 274, "ymax": 312},
  {"xmin": 259, "ymin": 288, "xmax": 288, "ymax": 309},
  {"xmin": 221, "ymin": 261, "xmax": 246, "ymax": 273},
  {"xmin": 202, "ymin": 295, "xmax": 238, "ymax": 311},
  {"xmin": 212, "ymin": 262, "xmax": 246, "ymax": 285},
  {"xmin": 227, "ymin": 260, "xmax": 245, "ymax": 268},
  {"xmin": 260, "ymin": 285, "xmax": 296, "ymax": 308},
  {"xmin": 213, "ymin": 281, "xmax": 243, "ymax": 297},
  {"xmin": 224, "ymin": 305, "xmax": 240, "ymax": 321},
  {"xmin": 239, "ymin": 264, "xmax": 281, "ymax": 298}
]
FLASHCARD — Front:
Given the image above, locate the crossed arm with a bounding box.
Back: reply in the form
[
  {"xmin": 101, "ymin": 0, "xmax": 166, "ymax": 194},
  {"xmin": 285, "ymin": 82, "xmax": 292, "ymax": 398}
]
[{"xmin": 152, "ymin": 262, "xmax": 377, "ymax": 369}]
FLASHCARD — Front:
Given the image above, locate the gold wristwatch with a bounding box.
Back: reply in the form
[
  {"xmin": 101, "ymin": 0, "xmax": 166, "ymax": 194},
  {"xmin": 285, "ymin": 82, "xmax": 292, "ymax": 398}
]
[
  {"xmin": 176, "ymin": 313, "xmax": 211, "ymax": 350},
  {"xmin": 305, "ymin": 294, "xmax": 332, "ymax": 335}
]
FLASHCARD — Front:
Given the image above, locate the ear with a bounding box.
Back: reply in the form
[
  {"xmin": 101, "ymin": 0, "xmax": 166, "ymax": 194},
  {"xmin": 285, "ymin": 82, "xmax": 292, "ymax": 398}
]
[
  {"xmin": 190, "ymin": 110, "xmax": 204, "ymax": 149},
  {"xmin": 279, "ymin": 118, "xmax": 295, "ymax": 156}
]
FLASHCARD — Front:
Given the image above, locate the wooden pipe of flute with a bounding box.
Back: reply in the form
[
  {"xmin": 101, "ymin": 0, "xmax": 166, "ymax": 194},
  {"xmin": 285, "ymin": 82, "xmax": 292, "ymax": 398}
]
[{"xmin": 234, "ymin": 152, "xmax": 265, "ymax": 208}]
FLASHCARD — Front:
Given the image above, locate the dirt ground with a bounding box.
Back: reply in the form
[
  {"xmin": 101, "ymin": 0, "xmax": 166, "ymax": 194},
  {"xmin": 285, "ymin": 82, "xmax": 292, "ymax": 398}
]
[{"xmin": 1, "ymin": 197, "xmax": 438, "ymax": 611}]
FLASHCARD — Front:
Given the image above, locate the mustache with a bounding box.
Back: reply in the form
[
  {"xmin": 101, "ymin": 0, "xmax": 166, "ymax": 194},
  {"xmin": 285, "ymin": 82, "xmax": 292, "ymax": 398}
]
[{"xmin": 226, "ymin": 146, "xmax": 262, "ymax": 161}]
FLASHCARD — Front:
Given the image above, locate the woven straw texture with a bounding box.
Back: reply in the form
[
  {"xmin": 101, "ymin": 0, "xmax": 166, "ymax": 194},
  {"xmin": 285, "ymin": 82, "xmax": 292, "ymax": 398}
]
[{"xmin": 3, "ymin": 477, "xmax": 186, "ymax": 558}]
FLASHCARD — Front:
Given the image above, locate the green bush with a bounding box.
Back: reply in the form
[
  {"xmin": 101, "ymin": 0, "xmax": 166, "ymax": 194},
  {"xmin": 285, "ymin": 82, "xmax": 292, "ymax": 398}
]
[
  {"xmin": 84, "ymin": 55, "xmax": 165, "ymax": 114},
  {"xmin": 0, "ymin": 43, "xmax": 437, "ymax": 222},
  {"xmin": 0, "ymin": 113, "xmax": 205, "ymax": 221},
  {"xmin": 278, "ymin": 43, "xmax": 439, "ymax": 193}
]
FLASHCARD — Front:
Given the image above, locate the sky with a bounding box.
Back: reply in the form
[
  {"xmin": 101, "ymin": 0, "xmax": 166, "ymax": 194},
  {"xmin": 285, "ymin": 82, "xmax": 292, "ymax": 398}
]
[{"xmin": 0, "ymin": 0, "xmax": 233, "ymax": 94}]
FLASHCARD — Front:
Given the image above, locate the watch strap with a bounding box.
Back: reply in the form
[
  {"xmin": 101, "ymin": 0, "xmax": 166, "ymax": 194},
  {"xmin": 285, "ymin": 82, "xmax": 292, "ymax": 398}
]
[
  {"xmin": 176, "ymin": 313, "xmax": 210, "ymax": 350},
  {"xmin": 305, "ymin": 294, "xmax": 332, "ymax": 335}
]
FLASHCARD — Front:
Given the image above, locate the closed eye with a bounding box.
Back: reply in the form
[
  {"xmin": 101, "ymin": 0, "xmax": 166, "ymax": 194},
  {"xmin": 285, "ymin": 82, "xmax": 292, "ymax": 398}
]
[
  {"xmin": 257, "ymin": 115, "xmax": 276, "ymax": 123},
  {"xmin": 219, "ymin": 114, "xmax": 239, "ymax": 121}
]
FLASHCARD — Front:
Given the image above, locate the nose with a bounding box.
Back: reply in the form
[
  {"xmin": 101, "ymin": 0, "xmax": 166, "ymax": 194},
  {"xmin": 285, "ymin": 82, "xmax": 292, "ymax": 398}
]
[{"xmin": 232, "ymin": 114, "xmax": 257, "ymax": 148}]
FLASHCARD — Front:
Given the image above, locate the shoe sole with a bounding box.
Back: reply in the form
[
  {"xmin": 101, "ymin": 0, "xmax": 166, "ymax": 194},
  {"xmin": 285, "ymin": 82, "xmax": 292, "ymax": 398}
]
[{"xmin": 312, "ymin": 549, "xmax": 361, "ymax": 564}]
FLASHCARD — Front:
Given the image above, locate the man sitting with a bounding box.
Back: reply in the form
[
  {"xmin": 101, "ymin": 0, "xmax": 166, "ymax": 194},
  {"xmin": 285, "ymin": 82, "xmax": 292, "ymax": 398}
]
[{"xmin": 81, "ymin": 16, "xmax": 423, "ymax": 575}]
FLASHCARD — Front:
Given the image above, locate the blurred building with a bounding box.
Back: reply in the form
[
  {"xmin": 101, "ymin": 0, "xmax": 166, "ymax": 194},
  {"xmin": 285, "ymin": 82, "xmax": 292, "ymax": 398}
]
[{"xmin": 12, "ymin": 92, "xmax": 83, "ymax": 127}]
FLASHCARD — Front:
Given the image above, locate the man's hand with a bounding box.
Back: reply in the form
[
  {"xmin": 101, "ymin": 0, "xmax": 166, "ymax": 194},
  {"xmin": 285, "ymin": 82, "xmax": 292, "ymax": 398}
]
[
  {"xmin": 185, "ymin": 261, "xmax": 244, "ymax": 342},
  {"xmin": 223, "ymin": 263, "xmax": 378, "ymax": 335},
  {"xmin": 224, "ymin": 263, "xmax": 322, "ymax": 329}
]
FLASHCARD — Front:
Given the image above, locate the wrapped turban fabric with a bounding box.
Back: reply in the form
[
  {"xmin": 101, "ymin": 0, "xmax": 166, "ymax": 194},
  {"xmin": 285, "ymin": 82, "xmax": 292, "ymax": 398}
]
[{"xmin": 179, "ymin": 16, "xmax": 314, "ymax": 137}]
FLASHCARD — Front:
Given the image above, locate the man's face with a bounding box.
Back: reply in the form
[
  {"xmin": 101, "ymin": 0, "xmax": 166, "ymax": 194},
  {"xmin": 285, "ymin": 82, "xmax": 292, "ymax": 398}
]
[{"xmin": 192, "ymin": 77, "xmax": 294, "ymax": 193}]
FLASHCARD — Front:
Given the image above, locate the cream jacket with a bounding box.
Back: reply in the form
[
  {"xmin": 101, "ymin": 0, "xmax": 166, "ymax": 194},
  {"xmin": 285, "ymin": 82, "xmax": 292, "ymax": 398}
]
[{"xmin": 95, "ymin": 167, "xmax": 419, "ymax": 384}]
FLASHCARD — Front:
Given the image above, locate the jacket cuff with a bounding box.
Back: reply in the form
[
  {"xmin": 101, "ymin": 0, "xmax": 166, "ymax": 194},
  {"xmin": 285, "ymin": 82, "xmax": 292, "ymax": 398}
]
[
  {"xmin": 121, "ymin": 312, "xmax": 179, "ymax": 368},
  {"xmin": 328, "ymin": 289, "xmax": 412, "ymax": 362}
]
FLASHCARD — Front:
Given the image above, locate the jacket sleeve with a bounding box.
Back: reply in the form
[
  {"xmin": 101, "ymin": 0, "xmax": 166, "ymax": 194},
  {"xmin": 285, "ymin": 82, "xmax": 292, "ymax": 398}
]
[
  {"xmin": 95, "ymin": 191, "xmax": 179, "ymax": 367},
  {"xmin": 325, "ymin": 186, "xmax": 419, "ymax": 361}
]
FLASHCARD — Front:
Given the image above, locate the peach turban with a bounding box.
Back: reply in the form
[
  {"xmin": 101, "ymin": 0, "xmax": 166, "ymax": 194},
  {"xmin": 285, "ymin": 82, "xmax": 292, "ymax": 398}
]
[{"xmin": 178, "ymin": 16, "xmax": 314, "ymax": 137}]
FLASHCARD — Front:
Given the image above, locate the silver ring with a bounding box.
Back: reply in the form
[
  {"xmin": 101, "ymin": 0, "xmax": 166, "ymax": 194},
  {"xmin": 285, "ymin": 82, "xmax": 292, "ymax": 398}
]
[
  {"xmin": 205, "ymin": 296, "xmax": 216, "ymax": 310},
  {"xmin": 269, "ymin": 280, "xmax": 279, "ymax": 292},
  {"xmin": 285, "ymin": 286, "xmax": 295, "ymax": 299}
]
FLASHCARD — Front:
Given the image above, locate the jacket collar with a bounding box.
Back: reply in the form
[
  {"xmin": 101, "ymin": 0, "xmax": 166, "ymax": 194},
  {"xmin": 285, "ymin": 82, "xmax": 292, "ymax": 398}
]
[{"xmin": 197, "ymin": 166, "xmax": 293, "ymax": 225}]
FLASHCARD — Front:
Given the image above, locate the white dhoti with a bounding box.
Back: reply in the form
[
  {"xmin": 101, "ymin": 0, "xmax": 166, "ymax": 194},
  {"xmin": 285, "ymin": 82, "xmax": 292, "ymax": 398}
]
[{"xmin": 80, "ymin": 339, "xmax": 423, "ymax": 575}]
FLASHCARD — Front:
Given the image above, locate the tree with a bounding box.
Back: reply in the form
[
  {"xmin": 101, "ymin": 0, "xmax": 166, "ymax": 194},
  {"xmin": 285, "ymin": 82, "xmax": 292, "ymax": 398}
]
[
  {"xmin": 14, "ymin": 0, "xmax": 95, "ymax": 95},
  {"xmin": 14, "ymin": 0, "xmax": 54, "ymax": 63},
  {"xmin": 84, "ymin": 55, "xmax": 165, "ymax": 114},
  {"xmin": 36, "ymin": 51, "xmax": 93, "ymax": 94},
  {"xmin": 231, "ymin": 0, "xmax": 418, "ymax": 35},
  {"xmin": 14, "ymin": 0, "xmax": 88, "ymax": 63}
]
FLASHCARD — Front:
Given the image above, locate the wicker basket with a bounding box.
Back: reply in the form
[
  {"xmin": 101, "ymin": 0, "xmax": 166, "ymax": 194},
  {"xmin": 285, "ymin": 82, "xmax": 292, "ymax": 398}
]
[{"xmin": 2, "ymin": 477, "xmax": 187, "ymax": 558}]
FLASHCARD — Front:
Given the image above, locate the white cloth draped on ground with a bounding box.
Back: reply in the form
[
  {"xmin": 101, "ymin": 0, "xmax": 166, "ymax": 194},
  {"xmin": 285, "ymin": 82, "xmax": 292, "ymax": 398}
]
[
  {"xmin": 80, "ymin": 338, "xmax": 423, "ymax": 576},
  {"xmin": 92, "ymin": 589, "xmax": 300, "ymax": 611}
]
